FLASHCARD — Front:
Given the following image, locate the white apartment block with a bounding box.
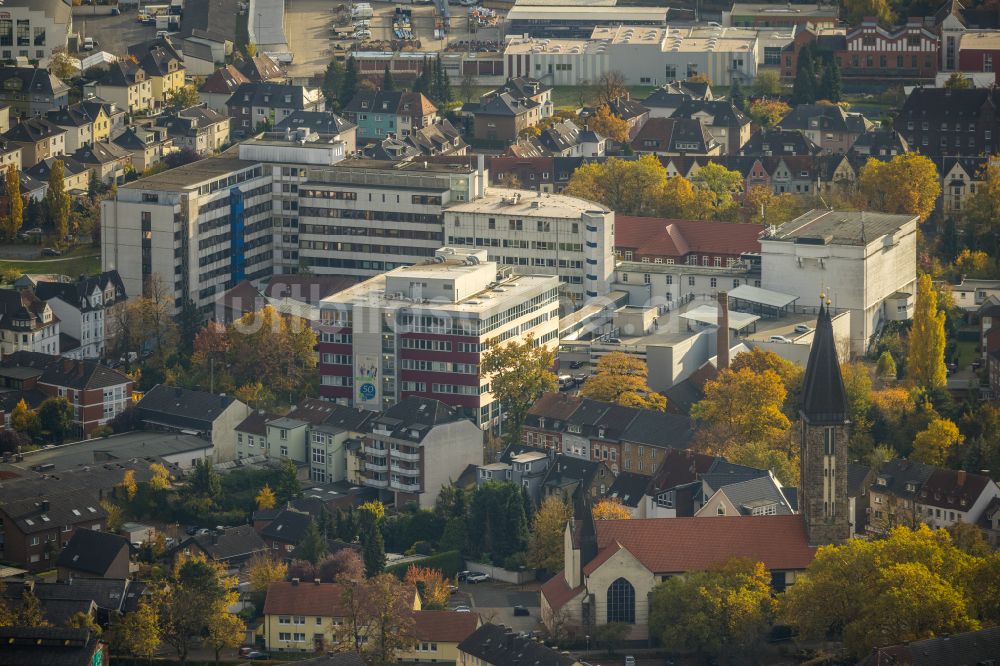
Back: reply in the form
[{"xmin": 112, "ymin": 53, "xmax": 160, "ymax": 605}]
[
  {"xmin": 445, "ymin": 189, "xmax": 614, "ymax": 307},
  {"xmin": 761, "ymin": 210, "xmax": 918, "ymax": 356},
  {"xmin": 615, "ymin": 260, "xmax": 760, "ymax": 309},
  {"xmin": 318, "ymin": 247, "xmax": 560, "ymax": 427}
]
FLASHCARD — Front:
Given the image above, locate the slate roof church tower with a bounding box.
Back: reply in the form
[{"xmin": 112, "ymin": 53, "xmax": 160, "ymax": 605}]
[{"xmin": 799, "ymin": 300, "xmax": 851, "ymax": 546}]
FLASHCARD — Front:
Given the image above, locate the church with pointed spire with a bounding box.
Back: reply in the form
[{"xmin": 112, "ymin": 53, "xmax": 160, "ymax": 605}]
[{"xmin": 798, "ymin": 300, "xmax": 851, "ymax": 546}]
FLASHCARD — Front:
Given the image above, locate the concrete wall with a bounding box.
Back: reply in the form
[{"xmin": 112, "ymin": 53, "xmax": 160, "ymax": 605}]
[
  {"xmin": 646, "ymin": 329, "xmax": 712, "ymax": 391},
  {"xmin": 421, "ymin": 419, "xmax": 484, "ymax": 509},
  {"xmin": 211, "ymin": 399, "xmax": 251, "ymax": 462}
]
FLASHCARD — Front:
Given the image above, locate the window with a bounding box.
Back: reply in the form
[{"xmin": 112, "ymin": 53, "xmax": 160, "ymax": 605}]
[
  {"xmin": 606, "ymin": 578, "xmax": 635, "ymax": 624},
  {"xmin": 688, "ymin": 276, "xmax": 695, "ymax": 287}
]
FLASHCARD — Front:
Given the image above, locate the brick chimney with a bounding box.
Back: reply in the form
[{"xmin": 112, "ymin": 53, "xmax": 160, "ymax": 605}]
[
  {"xmin": 957, "ymin": 469, "xmax": 967, "ymax": 486},
  {"xmin": 717, "ymin": 291, "xmax": 730, "ymax": 370}
]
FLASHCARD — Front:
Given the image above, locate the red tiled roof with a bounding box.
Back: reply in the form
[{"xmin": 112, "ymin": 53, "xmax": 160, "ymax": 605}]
[
  {"xmin": 582, "ymin": 515, "xmax": 815, "ymax": 575},
  {"xmin": 527, "ymin": 392, "xmax": 582, "ymax": 420},
  {"xmin": 410, "ymin": 610, "xmax": 481, "ymax": 643},
  {"xmin": 918, "ymin": 469, "xmax": 995, "ymax": 511},
  {"xmin": 540, "ymin": 573, "xmax": 585, "ymax": 612},
  {"xmin": 263, "ymin": 581, "xmax": 347, "ymax": 617},
  {"xmin": 615, "ymin": 216, "xmax": 765, "ymax": 259}
]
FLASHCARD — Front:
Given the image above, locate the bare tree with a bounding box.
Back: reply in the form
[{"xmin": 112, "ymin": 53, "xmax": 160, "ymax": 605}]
[
  {"xmin": 460, "ymin": 71, "xmax": 478, "ymax": 104},
  {"xmin": 596, "ymin": 71, "xmax": 628, "ymax": 106}
]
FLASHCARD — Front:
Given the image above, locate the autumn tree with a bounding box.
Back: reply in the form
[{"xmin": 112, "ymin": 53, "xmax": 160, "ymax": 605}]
[
  {"xmin": 587, "ymin": 104, "xmax": 630, "ymax": 143},
  {"xmin": 955, "ymin": 249, "xmax": 994, "ymax": 278},
  {"xmin": 100, "ymin": 499, "xmax": 124, "ymax": 532},
  {"xmin": 945, "ymin": 72, "xmax": 973, "ymax": 89},
  {"xmin": 44, "ymin": 160, "xmax": 71, "ymax": 241},
  {"xmin": 481, "ymin": 333, "xmax": 557, "ymax": 444},
  {"xmin": 564, "ymin": 155, "xmax": 668, "ymax": 217},
  {"xmin": 912, "ymin": 417, "xmax": 963, "ymax": 466},
  {"xmin": 120, "ymin": 469, "xmax": 138, "ymax": 501},
  {"xmin": 595, "ymin": 70, "xmax": 628, "ymax": 106},
  {"xmin": 10, "ymin": 398, "xmax": 38, "ymax": 435},
  {"xmin": 113, "ymin": 596, "xmax": 161, "ymax": 663},
  {"xmin": 691, "ymin": 162, "xmax": 744, "ymax": 217},
  {"xmin": 65, "ymin": 611, "xmax": 102, "ymax": 636},
  {"xmin": 148, "ymin": 462, "xmax": 172, "ymax": 491},
  {"xmin": 527, "ymin": 495, "xmax": 573, "ymax": 572},
  {"xmin": 858, "ymin": 154, "xmax": 941, "ymax": 222},
  {"xmin": 167, "ymin": 85, "xmax": 201, "ymax": 109},
  {"xmin": 592, "ymin": 498, "xmax": 631, "ymax": 520},
  {"xmin": 255, "ymin": 483, "xmax": 277, "ymax": 510},
  {"xmin": 318, "ymin": 549, "xmax": 365, "ymax": 583},
  {"xmin": 751, "ymin": 71, "xmax": 783, "ymax": 96},
  {"xmin": 747, "ymin": 98, "xmax": 790, "ymax": 127},
  {"xmin": 876, "ymin": 350, "xmax": 898, "ymax": 381},
  {"xmin": 206, "ymin": 610, "xmax": 245, "ymax": 666},
  {"xmin": 49, "ymin": 50, "xmax": 77, "ymax": 81},
  {"xmin": 908, "ymin": 274, "xmax": 948, "ymax": 390},
  {"xmin": 744, "ymin": 185, "xmax": 803, "ymax": 226},
  {"xmin": 1, "ymin": 164, "xmax": 22, "ymax": 241},
  {"xmin": 649, "ymin": 558, "xmax": 775, "ymax": 663},
  {"xmin": 691, "ymin": 367, "xmax": 790, "ymax": 453},
  {"xmin": 781, "ymin": 525, "xmax": 980, "ymax": 658},
  {"xmin": 405, "ymin": 565, "xmax": 451, "ymax": 609},
  {"xmin": 842, "ymin": 362, "xmax": 874, "ymax": 457},
  {"xmin": 844, "ymin": 0, "xmax": 896, "ymax": 27},
  {"xmin": 580, "ymin": 351, "xmax": 666, "ymax": 411}
]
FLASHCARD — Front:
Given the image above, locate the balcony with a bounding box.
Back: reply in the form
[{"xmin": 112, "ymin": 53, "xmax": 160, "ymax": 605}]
[
  {"xmin": 372, "ymin": 427, "xmax": 393, "ymax": 437},
  {"xmin": 390, "ymin": 460, "xmax": 418, "ymax": 473},
  {"xmin": 390, "ymin": 479, "xmax": 421, "ymax": 493},
  {"xmin": 391, "ymin": 449, "xmax": 420, "ymax": 462},
  {"xmin": 366, "ymin": 477, "xmax": 389, "ymax": 488},
  {"xmin": 365, "ymin": 444, "xmax": 388, "ymax": 455},
  {"xmin": 366, "ymin": 460, "xmax": 388, "ymax": 472}
]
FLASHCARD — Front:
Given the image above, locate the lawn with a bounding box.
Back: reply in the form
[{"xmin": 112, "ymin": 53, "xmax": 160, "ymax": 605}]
[
  {"xmin": 953, "ymin": 339, "xmax": 978, "ymax": 370},
  {"xmin": 0, "ymin": 246, "xmax": 101, "ymax": 282}
]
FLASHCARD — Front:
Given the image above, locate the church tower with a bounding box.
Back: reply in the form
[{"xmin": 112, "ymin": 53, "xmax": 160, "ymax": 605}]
[{"xmin": 799, "ymin": 301, "xmax": 850, "ymax": 546}]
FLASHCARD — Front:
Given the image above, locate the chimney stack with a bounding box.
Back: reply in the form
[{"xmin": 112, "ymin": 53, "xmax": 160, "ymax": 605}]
[
  {"xmin": 717, "ymin": 291, "xmax": 730, "ymax": 370},
  {"xmin": 957, "ymin": 469, "xmax": 967, "ymax": 486},
  {"xmin": 291, "ymin": 578, "xmax": 299, "ymax": 586}
]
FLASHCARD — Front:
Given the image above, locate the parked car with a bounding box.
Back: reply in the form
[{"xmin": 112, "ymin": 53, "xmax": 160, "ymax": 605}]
[
  {"xmin": 247, "ymin": 652, "xmax": 269, "ymax": 660},
  {"xmin": 449, "ymin": 585, "xmax": 459, "ymax": 594},
  {"xmin": 352, "ymin": 29, "xmax": 372, "ymax": 39},
  {"xmin": 41, "ymin": 247, "xmax": 61, "ymax": 257},
  {"xmin": 607, "ymin": 337, "xmax": 622, "ymax": 344},
  {"xmin": 513, "ymin": 605, "xmax": 530, "ymax": 616},
  {"xmin": 453, "ymin": 605, "xmax": 471, "ymax": 613},
  {"xmin": 82, "ymin": 37, "xmax": 94, "ymax": 51},
  {"xmin": 467, "ymin": 572, "xmax": 490, "ymax": 584},
  {"xmin": 557, "ymin": 375, "xmax": 575, "ymax": 391},
  {"xmin": 624, "ymin": 657, "xmax": 636, "ymax": 666},
  {"xmin": 769, "ymin": 335, "xmax": 792, "ymax": 344},
  {"xmin": 569, "ymin": 360, "xmax": 584, "ymax": 369},
  {"xmin": 456, "ymin": 570, "xmax": 471, "ymax": 582},
  {"xmin": 793, "ymin": 324, "xmax": 813, "ymax": 334}
]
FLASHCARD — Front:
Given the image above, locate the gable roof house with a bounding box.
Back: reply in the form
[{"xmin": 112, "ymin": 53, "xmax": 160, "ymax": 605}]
[
  {"xmin": 914, "ymin": 468, "xmax": 1000, "ymax": 531},
  {"xmin": 741, "ymin": 127, "xmax": 822, "ymax": 157},
  {"xmin": 135, "ymin": 384, "xmax": 251, "ymax": 462},
  {"xmin": 45, "ymin": 105, "xmax": 99, "ymax": 154},
  {"xmin": 641, "ymin": 80, "xmax": 714, "ymax": 119},
  {"xmin": 35, "ymin": 356, "xmax": 134, "ymax": 436},
  {"xmin": 777, "ymin": 103, "xmax": 873, "ymax": 153},
  {"xmin": 257, "ymin": 507, "xmax": 314, "ymax": 556},
  {"xmin": 111, "ymin": 124, "xmax": 174, "ymax": 173},
  {"xmin": 24, "ymin": 155, "xmax": 88, "ymax": 198},
  {"xmin": 630, "ymin": 117, "xmax": 721, "ymax": 156},
  {"xmin": 472, "ymin": 91, "xmax": 543, "ymax": 143},
  {"xmin": 614, "ymin": 216, "xmax": 764, "ymax": 266},
  {"xmin": 226, "ymin": 82, "xmax": 325, "ymax": 138},
  {"xmin": 398, "ymin": 610, "xmax": 482, "ymax": 665},
  {"xmin": 90, "ymin": 61, "xmax": 153, "ymax": 115},
  {"xmin": 71, "ymin": 140, "xmax": 132, "ymax": 186},
  {"xmin": 342, "ymin": 90, "xmax": 438, "ymax": 142},
  {"xmin": 867, "ymin": 458, "xmax": 936, "ymax": 534},
  {"xmin": 198, "ymin": 64, "xmax": 251, "ymax": 114},
  {"xmin": 3, "ymin": 116, "xmax": 67, "ymax": 170},
  {"xmin": 275, "ymin": 111, "xmax": 357, "ymax": 154},
  {"xmin": 154, "ymin": 105, "xmax": 231, "ymax": 155},
  {"xmin": 238, "ymin": 54, "xmax": 287, "ymax": 83},
  {"xmin": 458, "ymin": 623, "xmax": 583, "ymax": 666},
  {"xmin": 671, "ymin": 99, "xmax": 750, "ymax": 154},
  {"xmin": 0, "ymin": 288, "xmax": 60, "ymax": 356},
  {"xmin": 55, "ymin": 529, "xmax": 131, "ymax": 581},
  {"xmin": 0, "ymin": 67, "xmax": 70, "ymax": 117},
  {"xmin": 172, "ymin": 523, "xmax": 267, "ymax": 568},
  {"xmin": 177, "ymin": 0, "xmax": 239, "ymax": 65},
  {"xmin": 0, "ymin": 626, "xmax": 104, "ymax": 666}
]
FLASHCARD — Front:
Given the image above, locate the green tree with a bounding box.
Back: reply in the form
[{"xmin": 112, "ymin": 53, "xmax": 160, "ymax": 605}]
[
  {"xmin": 44, "ymin": 160, "xmax": 70, "ymax": 241},
  {"xmin": 593, "ymin": 622, "xmax": 630, "ymax": 655},
  {"xmin": 175, "ymin": 297, "xmax": 202, "ymax": 362},
  {"xmin": 728, "ymin": 78, "xmax": 746, "ymax": 111},
  {"xmin": 341, "ymin": 55, "xmax": 359, "ymax": 106},
  {"xmin": 945, "ymin": 72, "xmax": 973, "ymax": 89},
  {"xmin": 908, "ymin": 274, "xmax": 948, "ymax": 390},
  {"xmin": 431, "ymin": 54, "xmax": 451, "ymax": 106},
  {"xmin": 190, "ymin": 458, "xmax": 221, "ymax": 498},
  {"xmin": 818, "ymin": 55, "xmax": 842, "ymax": 102},
  {"xmin": 299, "ymin": 519, "xmax": 329, "ymax": 564},
  {"xmin": 780, "ymin": 525, "xmax": 980, "ymax": 658},
  {"xmin": 751, "ymin": 71, "xmax": 783, "ymax": 96},
  {"xmin": 359, "ymin": 502, "xmax": 386, "ymax": 577},
  {"xmin": 38, "ymin": 396, "xmax": 73, "ymax": 441},
  {"xmin": 792, "ymin": 48, "xmax": 816, "ymax": 105},
  {"xmin": 912, "ymin": 417, "xmax": 963, "ymax": 466},
  {"xmin": 413, "ymin": 57, "xmax": 431, "ymax": 96},
  {"xmin": 166, "ymin": 85, "xmax": 200, "ymax": 109},
  {"xmin": 649, "ymin": 558, "xmax": 775, "ymax": 662},
  {"xmin": 468, "ymin": 482, "xmax": 529, "ymax": 564},
  {"xmin": 876, "ymin": 350, "xmax": 898, "ymax": 380},
  {"xmin": 322, "ymin": 58, "xmax": 346, "ymax": 111},
  {"xmin": 275, "ymin": 458, "xmax": 301, "ymax": 504},
  {"xmin": 527, "ymin": 495, "xmax": 572, "ymax": 572},
  {"xmin": 481, "ymin": 334, "xmax": 557, "ymax": 445},
  {"xmin": 3, "ymin": 164, "xmax": 22, "ymax": 241},
  {"xmin": 844, "ymin": 0, "xmax": 896, "ymax": 26},
  {"xmin": 580, "ymin": 351, "xmax": 666, "ymax": 410},
  {"xmin": 690, "ymin": 161, "xmax": 744, "ymax": 215},
  {"xmin": 382, "ymin": 63, "xmax": 396, "ymax": 92}
]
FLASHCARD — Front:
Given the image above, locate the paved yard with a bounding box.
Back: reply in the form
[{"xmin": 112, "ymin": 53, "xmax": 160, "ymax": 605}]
[
  {"xmin": 77, "ymin": 11, "xmax": 156, "ymax": 58},
  {"xmin": 451, "ymin": 580, "xmax": 541, "ymax": 633}
]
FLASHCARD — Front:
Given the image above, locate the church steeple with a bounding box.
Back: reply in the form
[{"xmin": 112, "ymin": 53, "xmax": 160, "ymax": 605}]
[{"xmin": 799, "ymin": 300, "xmax": 850, "ymax": 546}]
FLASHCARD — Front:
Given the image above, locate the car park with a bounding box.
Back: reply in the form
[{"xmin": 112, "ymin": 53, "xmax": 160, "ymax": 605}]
[{"xmin": 569, "ymin": 360, "xmax": 584, "ymax": 369}]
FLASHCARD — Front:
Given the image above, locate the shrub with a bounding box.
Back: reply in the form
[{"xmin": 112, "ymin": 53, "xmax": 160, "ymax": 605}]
[
  {"xmin": 91, "ymin": 425, "xmax": 113, "ymax": 439},
  {"xmin": 386, "ymin": 550, "xmax": 462, "ymax": 579}
]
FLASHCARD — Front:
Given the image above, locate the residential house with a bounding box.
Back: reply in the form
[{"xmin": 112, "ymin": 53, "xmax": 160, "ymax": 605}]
[
  {"xmin": 858, "ymin": 627, "xmax": 1000, "ymax": 666},
  {"xmin": 342, "ymin": 90, "xmax": 438, "ymax": 142},
  {"xmin": 606, "ymin": 471, "xmax": 650, "ymax": 516},
  {"xmin": 91, "ymin": 61, "xmax": 153, "ymax": 115},
  {"xmin": 176, "ymin": 0, "xmax": 236, "ymax": 65},
  {"xmin": 980, "ymin": 497, "xmax": 1000, "ymax": 547},
  {"xmin": 134, "ymin": 43, "xmax": 187, "ymax": 109},
  {"xmin": 458, "ymin": 623, "xmax": 582, "ymax": 666},
  {"xmin": 848, "ymin": 128, "xmax": 909, "ymax": 162},
  {"xmin": 35, "ymin": 357, "xmax": 133, "ymax": 436},
  {"xmin": 614, "ymin": 216, "xmax": 763, "ymax": 267},
  {"xmin": 238, "ymin": 54, "xmax": 287, "ymax": 83},
  {"xmin": 262, "ymin": 579, "xmax": 420, "ymax": 652},
  {"xmin": 398, "ymin": 610, "xmax": 482, "ymax": 664},
  {"xmin": 641, "ymin": 80, "xmax": 713, "ymax": 119},
  {"xmin": 77, "ymin": 98, "xmax": 126, "ymax": 141},
  {"xmin": 937, "ymin": 157, "xmax": 985, "ymax": 219},
  {"xmin": 154, "ymin": 105, "xmax": 231, "ymax": 155},
  {"xmin": 741, "ymin": 127, "xmax": 821, "ymax": 157},
  {"xmin": 644, "ymin": 457, "xmax": 770, "ymax": 518},
  {"xmin": 32, "ymin": 577, "xmax": 139, "ymax": 626},
  {"xmin": 694, "ymin": 474, "xmax": 796, "ymax": 517},
  {"xmin": 777, "ymin": 103, "xmax": 873, "ymax": 153},
  {"xmin": 847, "ymin": 462, "xmax": 874, "ymax": 536},
  {"xmin": 630, "ymin": 117, "xmax": 722, "ymax": 156},
  {"xmin": 226, "ymin": 82, "xmax": 325, "ymax": 137},
  {"xmin": 111, "ymin": 125, "xmax": 173, "ymax": 173},
  {"xmin": 45, "ymin": 105, "xmax": 99, "ymax": 153},
  {"xmin": 953, "ymin": 277, "xmax": 1000, "ymax": 312},
  {"xmin": 0, "ymin": 627, "xmax": 105, "ymax": 666},
  {"xmin": 0, "ymin": 139, "xmax": 22, "ymax": 169},
  {"xmin": 0, "ymin": 67, "xmax": 69, "ymax": 116},
  {"xmin": 477, "ymin": 444, "xmax": 552, "ymax": 504},
  {"xmin": 3, "ymin": 116, "xmax": 66, "ymax": 169},
  {"xmin": 198, "ymin": 64, "xmax": 251, "ymax": 114},
  {"xmin": 55, "ymin": 529, "xmax": 130, "ymax": 581},
  {"xmin": 235, "ymin": 410, "xmax": 273, "ymax": 460},
  {"xmin": 540, "ymin": 514, "xmax": 816, "ymax": 640},
  {"xmin": 896, "ymin": 86, "xmax": 1000, "ymax": 158},
  {"xmin": 506, "ymin": 120, "xmax": 602, "ymax": 158},
  {"xmin": 135, "ymin": 384, "xmax": 251, "ymax": 462},
  {"xmin": 472, "ymin": 91, "xmax": 543, "ymax": 142},
  {"xmin": 258, "ymin": 508, "xmax": 313, "ymax": 557},
  {"xmin": 171, "ymin": 524, "xmax": 268, "ymax": 569},
  {"xmin": 304, "ymin": 404, "xmax": 375, "ymax": 485},
  {"xmin": 366, "ymin": 118, "xmax": 467, "ymax": 159},
  {"xmin": 671, "ymin": 99, "xmax": 750, "ymax": 154},
  {"xmin": 360, "ymin": 397, "xmax": 483, "ymax": 509},
  {"xmin": 540, "ymin": 454, "xmax": 616, "ymax": 504},
  {"xmin": 71, "ymin": 141, "xmax": 132, "ymax": 185},
  {"xmin": 275, "ymin": 111, "xmax": 357, "ymax": 154},
  {"xmin": 601, "ymin": 95, "xmax": 650, "ymax": 141},
  {"xmin": 24, "ymin": 271, "xmax": 119, "ymax": 355},
  {"xmin": 25, "ymin": 156, "xmax": 89, "ymax": 196},
  {"xmin": 0, "ymin": 0, "xmax": 74, "ymax": 67},
  {"xmin": 0, "ymin": 288, "xmax": 60, "ymax": 355},
  {"xmin": 867, "ymin": 458, "xmax": 936, "ymax": 533},
  {"xmin": 914, "ymin": 468, "xmax": 1000, "ymax": 530}
]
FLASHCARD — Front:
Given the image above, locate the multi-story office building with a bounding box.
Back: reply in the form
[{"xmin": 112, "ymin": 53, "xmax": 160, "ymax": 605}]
[
  {"xmin": 445, "ymin": 189, "xmax": 613, "ymax": 306},
  {"xmin": 0, "ymin": 0, "xmax": 72, "ymax": 66},
  {"xmin": 317, "ymin": 247, "xmax": 559, "ymax": 427},
  {"xmin": 297, "ymin": 159, "xmax": 483, "ymax": 278}
]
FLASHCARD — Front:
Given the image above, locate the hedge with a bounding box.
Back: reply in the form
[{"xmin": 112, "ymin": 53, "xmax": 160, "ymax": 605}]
[{"xmin": 385, "ymin": 549, "xmax": 462, "ymax": 579}]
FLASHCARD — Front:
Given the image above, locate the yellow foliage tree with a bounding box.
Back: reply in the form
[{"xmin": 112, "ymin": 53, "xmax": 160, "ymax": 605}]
[
  {"xmin": 907, "ymin": 274, "xmax": 947, "ymax": 390},
  {"xmin": 747, "ymin": 98, "xmax": 791, "ymax": 127},
  {"xmin": 691, "ymin": 368, "xmax": 791, "ymax": 452},
  {"xmin": 100, "ymin": 499, "xmax": 124, "ymax": 532},
  {"xmin": 121, "ymin": 469, "xmax": 138, "ymax": 501},
  {"xmin": 255, "ymin": 484, "xmax": 277, "ymax": 510},
  {"xmin": 404, "ymin": 565, "xmax": 451, "ymax": 609},
  {"xmin": 858, "ymin": 153, "xmax": 940, "ymax": 222},
  {"xmin": 115, "ymin": 595, "xmax": 160, "ymax": 662},
  {"xmin": 481, "ymin": 333, "xmax": 557, "ymax": 444},
  {"xmin": 587, "ymin": 104, "xmax": 630, "ymax": 143},
  {"xmin": 580, "ymin": 351, "xmax": 666, "ymax": 411},
  {"xmin": 844, "ymin": 0, "xmax": 896, "ymax": 27},
  {"xmin": 10, "ymin": 398, "xmax": 36, "ymax": 434},
  {"xmin": 247, "ymin": 554, "xmax": 288, "ymax": 597},
  {"xmin": 592, "ymin": 498, "xmax": 632, "ymax": 520},
  {"xmin": 912, "ymin": 417, "xmax": 964, "ymax": 466},
  {"xmin": 564, "ymin": 155, "xmax": 668, "ymax": 217},
  {"xmin": 527, "ymin": 495, "xmax": 574, "ymax": 572},
  {"xmin": 955, "ymin": 249, "xmax": 993, "ymax": 278},
  {"xmin": 148, "ymin": 462, "xmax": 171, "ymax": 491}
]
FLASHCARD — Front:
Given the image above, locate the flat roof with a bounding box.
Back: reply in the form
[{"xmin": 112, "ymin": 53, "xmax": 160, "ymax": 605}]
[
  {"xmin": 507, "ymin": 6, "xmax": 667, "ymax": 19},
  {"xmin": 961, "ymin": 31, "xmax": 1000, "ymax": 50},
  {"xmin": 447, "ymin": 188, "xmax": 609, "ymax": 216},
  {"xmin": 767, "ymin": 209, "xmax": 917, "ymax": 246},
  {"xmin": 730, "ymin": 3, "xmax": 839, "ymax": 16},
  {"xmin": 121, "ymin": 156, "xmax": 259, "ymax": 192},
  {"xmin": 728, "ymin": 284, "xmax": 798, "ymax": 309},
  {"xmin": 18, "ymin": 431, "xmax": 212, "ymax": 470},
  {"xmin": 503, "ymin": 25, "xmax": 756, "ymax": 55},
  {"xmin": 680, "ymin": 304, "xmax": 760, "ymax": 330}
]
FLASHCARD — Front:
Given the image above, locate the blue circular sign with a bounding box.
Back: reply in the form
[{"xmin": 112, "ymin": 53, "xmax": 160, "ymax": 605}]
[{"xmin": 359, "ymin": 383, "xmax": 376, "ymax": 400}]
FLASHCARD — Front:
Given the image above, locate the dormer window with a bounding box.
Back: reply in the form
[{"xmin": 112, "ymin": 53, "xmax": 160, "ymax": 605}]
[
  {"xmin": 361, "ymin": 101, "xmax": 368, "ymax": 109},
  {"xmin": 877, "ymin": 477, "xmax": 887, "ymax": 486}
]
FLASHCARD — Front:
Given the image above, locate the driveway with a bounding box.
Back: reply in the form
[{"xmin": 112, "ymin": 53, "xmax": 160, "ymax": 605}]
[{"xmin": 452, "ymin": 580, "xmax": 541, "ymax": 633}]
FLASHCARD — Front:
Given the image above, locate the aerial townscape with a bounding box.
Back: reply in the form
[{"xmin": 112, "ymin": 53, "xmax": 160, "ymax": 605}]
[{"xmin": 3, "ymin": 0, "xmax": 1000, "ymax": 665}]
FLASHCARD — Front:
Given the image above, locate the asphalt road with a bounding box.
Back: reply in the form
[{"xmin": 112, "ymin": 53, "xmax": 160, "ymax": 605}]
[
  {"xmin": 450, "ymin": 580, "xmax": 541, "ymax": 633},
  {"xmin": 77, "ymin": 10, "xmax": 157, "ymax": 57}
]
